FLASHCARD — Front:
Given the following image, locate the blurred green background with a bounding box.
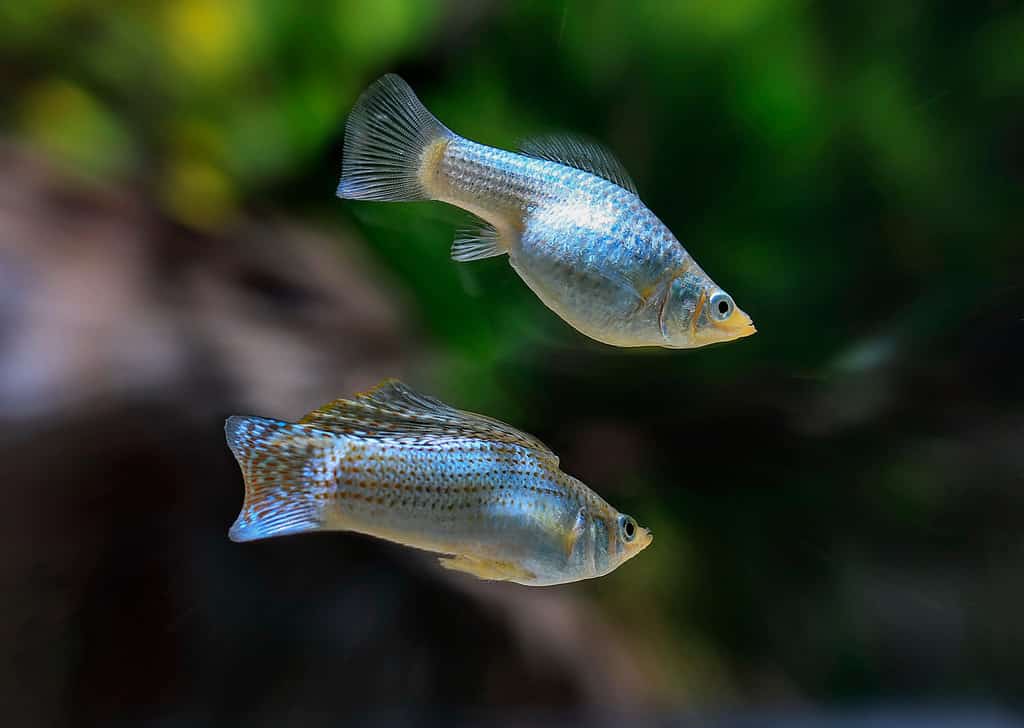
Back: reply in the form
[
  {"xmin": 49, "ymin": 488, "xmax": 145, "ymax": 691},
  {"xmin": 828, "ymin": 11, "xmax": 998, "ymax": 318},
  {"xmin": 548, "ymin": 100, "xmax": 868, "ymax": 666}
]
[{"xmin": 2, "ymin": 0, "xmax": 1023, "ymax": 723}]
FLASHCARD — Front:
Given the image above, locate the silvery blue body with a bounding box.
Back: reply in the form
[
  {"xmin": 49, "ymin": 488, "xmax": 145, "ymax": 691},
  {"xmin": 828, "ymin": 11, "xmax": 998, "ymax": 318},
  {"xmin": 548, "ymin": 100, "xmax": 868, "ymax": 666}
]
[
  {"xmin": 337, "ymin": 74, "xmax": 756, "ymax": 348},
  {"xmin": 434, "ymin": 137, "xmax": 689, "ymax": 347}
]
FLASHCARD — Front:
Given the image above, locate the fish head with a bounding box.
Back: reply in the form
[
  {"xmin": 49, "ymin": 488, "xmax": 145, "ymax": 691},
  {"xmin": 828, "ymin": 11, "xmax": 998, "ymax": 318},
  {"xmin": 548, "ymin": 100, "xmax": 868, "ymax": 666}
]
[
  {"xmin": 595, "ymin": 511, "xmax": 653, "ymax": 576},
  {"xmin": 543, "ymin": 501, "xmax": 653, "ymax": 584},
  {"xmin": 661, "ymin": 272, "xmax": 756, "ymax": 348}
]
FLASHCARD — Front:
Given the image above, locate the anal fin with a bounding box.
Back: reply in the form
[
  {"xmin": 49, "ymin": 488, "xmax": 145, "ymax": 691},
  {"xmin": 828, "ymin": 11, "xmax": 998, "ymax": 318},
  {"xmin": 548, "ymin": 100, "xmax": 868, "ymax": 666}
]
[
  {"xmin": 438, "ymin": 555, "xmax": 536, "ymax": 584},
  {"xmin": 451, "ymin": 222, "xmax": 507, "ymax": 262}
]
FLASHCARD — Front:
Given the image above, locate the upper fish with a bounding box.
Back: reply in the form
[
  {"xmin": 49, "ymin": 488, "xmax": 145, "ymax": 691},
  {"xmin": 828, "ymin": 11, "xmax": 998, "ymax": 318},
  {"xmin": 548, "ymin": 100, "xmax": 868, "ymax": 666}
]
[
  {"xmin": 226, "ymin": 380, "xmax": 652, "ymax": 586},
  {"xmin": 337, "ymin": 74, "xmax": 756, "ymax": 349}
]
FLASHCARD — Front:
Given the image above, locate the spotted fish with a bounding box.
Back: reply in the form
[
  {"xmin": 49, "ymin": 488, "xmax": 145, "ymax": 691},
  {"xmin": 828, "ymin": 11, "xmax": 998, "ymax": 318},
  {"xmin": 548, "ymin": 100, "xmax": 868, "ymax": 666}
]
[{"xmin": 225, "ymin": 380, "xmax": 652, "ymax": 586}]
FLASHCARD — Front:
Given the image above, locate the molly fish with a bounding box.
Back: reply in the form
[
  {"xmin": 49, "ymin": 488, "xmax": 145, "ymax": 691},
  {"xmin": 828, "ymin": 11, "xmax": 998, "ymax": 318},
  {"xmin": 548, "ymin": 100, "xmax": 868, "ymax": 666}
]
[
  {"xmin": 226, "ymin": 380, "xmax": 652, "ymax": 586},
  {"xmin": 337, "ymin": 74, "xmax": 756, "ymax": 349}
]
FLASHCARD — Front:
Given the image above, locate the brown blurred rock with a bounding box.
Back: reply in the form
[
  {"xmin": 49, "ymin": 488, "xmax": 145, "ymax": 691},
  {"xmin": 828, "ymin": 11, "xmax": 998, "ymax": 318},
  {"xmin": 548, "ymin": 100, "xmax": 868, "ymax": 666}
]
[{"xmin": 0, "ymin": 143, "xmax": 415, "ymax": 423}]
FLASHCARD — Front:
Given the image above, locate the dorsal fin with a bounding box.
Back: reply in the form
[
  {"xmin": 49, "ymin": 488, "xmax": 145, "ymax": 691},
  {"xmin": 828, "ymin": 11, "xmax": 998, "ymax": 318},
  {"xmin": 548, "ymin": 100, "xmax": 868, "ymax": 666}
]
[
  {"xmin": 298, "ymin": 380, "xmax": 558, "ymax": 463},
  {"xmin": 519, "ymin": 134, "xmax": 638, "ymax": 194}
]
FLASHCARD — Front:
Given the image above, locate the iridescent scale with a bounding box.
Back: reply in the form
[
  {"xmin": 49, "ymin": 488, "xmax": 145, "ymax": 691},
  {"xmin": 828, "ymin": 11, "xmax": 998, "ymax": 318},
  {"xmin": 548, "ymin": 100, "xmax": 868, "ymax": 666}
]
[
  {"xmin": 303, "ymin": 433, "xmax": 614, "ymax": 585},
  {"xmin": 433, "ymin": 138, "xmax": 692, "ymax": 346}
]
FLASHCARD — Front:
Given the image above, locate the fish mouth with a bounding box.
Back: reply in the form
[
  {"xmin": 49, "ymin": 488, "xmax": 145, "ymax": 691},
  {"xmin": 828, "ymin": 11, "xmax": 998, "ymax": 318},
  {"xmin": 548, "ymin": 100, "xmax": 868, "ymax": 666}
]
[
  {"xmin": 716, "ymin": 308, "xmax": 757, "ymax": 341},
  {"xmin": 735, "ymin": 321, "xmax": 757, "ymax": 339}
]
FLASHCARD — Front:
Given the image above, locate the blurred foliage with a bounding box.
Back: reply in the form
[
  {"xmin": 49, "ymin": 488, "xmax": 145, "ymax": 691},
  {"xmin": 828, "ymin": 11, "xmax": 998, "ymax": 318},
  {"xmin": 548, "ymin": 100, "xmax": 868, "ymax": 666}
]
[
  {"xmin": 3, "ymin": 0, "xmax": 1023, "ymax": 709},
  {"xmin": 2, "ymin": 0, "xmax": 1018, "ymax": 377}
]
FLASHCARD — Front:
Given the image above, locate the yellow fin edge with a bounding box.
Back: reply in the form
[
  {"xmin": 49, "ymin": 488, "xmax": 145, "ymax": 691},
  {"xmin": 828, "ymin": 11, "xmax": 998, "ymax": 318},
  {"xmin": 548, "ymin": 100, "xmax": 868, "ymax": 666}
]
[{"xmin": 438, "ymin": 555, "xmax": 536, "ymax": 584}]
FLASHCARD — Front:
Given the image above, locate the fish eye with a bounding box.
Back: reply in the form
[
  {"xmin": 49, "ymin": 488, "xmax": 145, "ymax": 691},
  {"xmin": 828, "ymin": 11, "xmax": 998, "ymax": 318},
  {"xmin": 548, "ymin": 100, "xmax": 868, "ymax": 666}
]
[
  {"xmin": 619, "ymin": 515, "xmax": 637, "ymax": 543},
  {"xmin": 709, "ymin": 292, "xmax": 734, "ymax": 321}
]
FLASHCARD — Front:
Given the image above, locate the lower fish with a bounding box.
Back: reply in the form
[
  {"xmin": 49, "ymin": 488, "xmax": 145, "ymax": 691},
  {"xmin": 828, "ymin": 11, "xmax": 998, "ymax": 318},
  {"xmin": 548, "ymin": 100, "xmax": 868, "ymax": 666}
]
[{"xmin": 225, "ymin": 380, "xmax": 652, "ymax": 586}]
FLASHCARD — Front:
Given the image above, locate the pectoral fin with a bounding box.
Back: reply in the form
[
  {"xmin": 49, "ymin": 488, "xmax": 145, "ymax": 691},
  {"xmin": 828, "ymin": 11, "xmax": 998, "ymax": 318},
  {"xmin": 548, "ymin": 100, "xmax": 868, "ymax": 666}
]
[
  {"xmin": 438, "ymin": 555, "xmax": 536, "ymax": 584},
  {"xmin": 564, "ymin": 507, "xmax": 587, "ymax": 559}
]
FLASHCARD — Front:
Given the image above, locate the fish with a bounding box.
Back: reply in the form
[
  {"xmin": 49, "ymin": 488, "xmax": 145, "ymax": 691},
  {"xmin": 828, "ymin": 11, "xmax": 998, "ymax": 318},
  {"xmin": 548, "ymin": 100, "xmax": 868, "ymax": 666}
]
[
  {"xmin": 337, "ymin": 74, "xmax": 756, "ymax": 349},
  {"xmin": 225, "ymin": 380, "xmax": 652, "ymax": 586}
]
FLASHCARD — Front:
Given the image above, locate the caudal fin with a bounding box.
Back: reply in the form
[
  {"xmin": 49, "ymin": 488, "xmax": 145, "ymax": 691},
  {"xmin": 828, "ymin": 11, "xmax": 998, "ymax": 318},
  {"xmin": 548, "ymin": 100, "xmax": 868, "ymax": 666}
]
[
  {"xmin": 337, "ymin": 74, "xmax": 452, "ymax": 202},
  {"xmin": 224, "ymin": 416, "xmax": 334, "ymax": 543}
]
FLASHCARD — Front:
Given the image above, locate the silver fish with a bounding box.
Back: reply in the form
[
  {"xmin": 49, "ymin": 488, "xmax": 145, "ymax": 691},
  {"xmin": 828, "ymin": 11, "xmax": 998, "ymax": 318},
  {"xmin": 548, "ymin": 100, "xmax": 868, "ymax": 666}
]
[
  {"xmin": 337, "ymin": 74, "xmax": 756, "ymax": 349},
  {"xmin": 225, "ymin": 380, "xmax": 652, "ymax": 586}
]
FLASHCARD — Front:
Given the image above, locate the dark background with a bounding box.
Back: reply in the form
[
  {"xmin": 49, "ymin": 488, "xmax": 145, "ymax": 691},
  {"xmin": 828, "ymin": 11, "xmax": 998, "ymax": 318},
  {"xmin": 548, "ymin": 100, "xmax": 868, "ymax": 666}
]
[{"xmin": 1, "ymin": 1, "xmax": 1022, "ymax": 725}]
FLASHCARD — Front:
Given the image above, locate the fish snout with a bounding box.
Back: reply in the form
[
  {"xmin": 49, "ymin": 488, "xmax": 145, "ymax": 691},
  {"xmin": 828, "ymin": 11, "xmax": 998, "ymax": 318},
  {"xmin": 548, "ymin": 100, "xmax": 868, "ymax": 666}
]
[{"xmin": 721, "ymin": 306, "xmax": 756, "ymax": 339}]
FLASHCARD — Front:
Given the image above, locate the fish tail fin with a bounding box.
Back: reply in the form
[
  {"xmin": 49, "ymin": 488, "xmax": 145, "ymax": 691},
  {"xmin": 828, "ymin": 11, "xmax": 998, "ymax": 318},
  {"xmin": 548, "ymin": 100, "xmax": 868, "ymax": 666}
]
[
  {"xmin": 224, "ymin": 415, "xmax": 334, "ymax": 543},
  {"xmin": 337, "ymin": 74, "xmax": 453, "ymax": 202}
]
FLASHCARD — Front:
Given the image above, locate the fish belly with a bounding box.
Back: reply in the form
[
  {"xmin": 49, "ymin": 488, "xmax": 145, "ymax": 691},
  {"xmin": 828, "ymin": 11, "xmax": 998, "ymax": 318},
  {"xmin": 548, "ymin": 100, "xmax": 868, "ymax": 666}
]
[{"xmin": 512, "ymin": 202, "xmax": 674, "ymax": 347}]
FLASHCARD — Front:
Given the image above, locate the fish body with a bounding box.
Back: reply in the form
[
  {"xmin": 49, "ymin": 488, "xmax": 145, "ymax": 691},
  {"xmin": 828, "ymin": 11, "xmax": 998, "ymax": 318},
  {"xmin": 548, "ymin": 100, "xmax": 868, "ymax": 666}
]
[
  {"xmin": 337, "ymin": 74, "xmax": 756, "ymax": 349},
  {"xmin": 226, "ymin": 381, "xmax": 652, "ymax": 586}
]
